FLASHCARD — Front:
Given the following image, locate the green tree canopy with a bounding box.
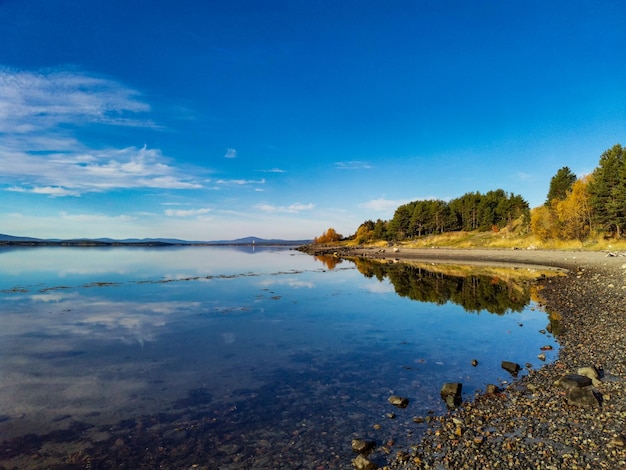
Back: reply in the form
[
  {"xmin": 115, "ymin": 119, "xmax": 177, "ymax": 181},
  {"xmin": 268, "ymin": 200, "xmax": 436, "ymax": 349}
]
[{"xmin": 545, "ymin": 166, "xmax": 577, "ymax": 205}]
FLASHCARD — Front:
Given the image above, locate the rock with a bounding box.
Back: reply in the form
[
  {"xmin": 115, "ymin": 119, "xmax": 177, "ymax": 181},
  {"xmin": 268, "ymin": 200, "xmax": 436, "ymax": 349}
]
[
  {"xmin": 608, "ymin": 435, "xmax": 626, "ymax": 448},
  {"xmin": 501, "ymin": 361, "xmax": 521, "ymax": 376},
  {"xmin": 566, "ymin": 387, "xmax": 602, "ymax": 408},
  {"xmin": 388, "ymin": 395, "xmax": 409, "ymax": 408},
  {"xmin": 353, "ymin": 453, "xmax": 378, "ymax": 470},
  {"xmin": 485, "ymin": 384, "xmax": 499, "ymax": 394},
  {"xmin": 440, "ymin": 382, "xmax": 462, "ymax": 409},
  {"xmin": 351, "ymin": 438, "xmax": 376, "ymax": 453},
  {"xmin": 554, "ymin": 374, "xmax": 593, "ymax": 390},
  {"xmin": 217, "ymin": 443, "xmax": 242, "ymax": 455},
  {"xmin": 577, "ymin": 366, "xmax": 602, "ymax": 386},
  {"xmin": 538, "ymin": 353, "xmax": 546, "ymax": 361},
  {"xmin": 471, "ymin": 359, "xmax": 478, "ymax": 367}
]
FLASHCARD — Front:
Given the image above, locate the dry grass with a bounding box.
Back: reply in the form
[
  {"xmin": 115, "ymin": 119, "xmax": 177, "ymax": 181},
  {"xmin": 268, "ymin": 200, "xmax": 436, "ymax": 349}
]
[{"xmin": 343, "ymin": 231, "xmax": 626, "ymax": 252}]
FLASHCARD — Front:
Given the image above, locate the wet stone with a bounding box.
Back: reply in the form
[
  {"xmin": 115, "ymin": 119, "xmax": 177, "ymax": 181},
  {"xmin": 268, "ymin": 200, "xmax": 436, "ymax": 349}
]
[
  {"xmin": 567, "ymin": 387, "xmax": 602, "ymax": 409},
  {"xmin": 388, "ymin": 395, "xmax": 409, "ymax": 408},
  {"xmin": 501, "ymin": 361, "xmax": 521, "ymax": 376},
  {"xmin": 352, "ymin": 438, "xmax": 376, "ymax": 454},
  {"xmin": 485, "ymin": 384, "xmax": 499, "ymax": 394},
  {"xmin": 440, "ymin": 383, "xmax": 462, "ymax": 409},
  {"xmin": 352, "ymin": 453, "xmax": 378, "ymax": 470},
  {"xmin": 577, "ymin": 366, "xmax": 602, "ymax": 386},
  {"xmin": 555, "ymin": 374, "xmax": 593, "ymax": 390}
]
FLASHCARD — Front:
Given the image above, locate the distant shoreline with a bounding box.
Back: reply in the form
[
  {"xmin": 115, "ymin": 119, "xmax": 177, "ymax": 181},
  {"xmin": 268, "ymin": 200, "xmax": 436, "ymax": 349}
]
[{"xmin": 0, "ymin": 240, "xmax": 308, "ymax": 248}]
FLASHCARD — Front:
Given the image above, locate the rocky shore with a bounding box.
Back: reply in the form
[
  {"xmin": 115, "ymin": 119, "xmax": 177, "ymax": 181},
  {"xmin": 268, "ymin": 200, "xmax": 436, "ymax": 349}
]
[{"xmin": 304, "ymin": 246, "xmax": 626, "ymax": 469}]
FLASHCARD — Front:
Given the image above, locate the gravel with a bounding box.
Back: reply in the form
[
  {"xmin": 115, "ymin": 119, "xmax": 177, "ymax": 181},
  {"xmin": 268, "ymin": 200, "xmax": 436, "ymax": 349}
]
[{"xmin": 352, "ymin": 248, "xmax": 626, "ymax": 470}]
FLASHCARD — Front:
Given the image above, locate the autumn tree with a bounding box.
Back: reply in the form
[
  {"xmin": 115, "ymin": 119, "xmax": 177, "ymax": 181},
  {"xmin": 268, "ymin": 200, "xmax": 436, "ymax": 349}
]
[
  {"xmin": 553, "ymin": 176, "xmax": 593, "ymax": 240},
  {"xmin": 530, "ymin": 205, "xmax": 558, "ymax": 241},
  {"xmin": 314, "ymin": 227, "xmax": 342, "ymax": 244},
  {"xmin": 355, "ymin": 220, "xmax": 375, "ymax": 244}
]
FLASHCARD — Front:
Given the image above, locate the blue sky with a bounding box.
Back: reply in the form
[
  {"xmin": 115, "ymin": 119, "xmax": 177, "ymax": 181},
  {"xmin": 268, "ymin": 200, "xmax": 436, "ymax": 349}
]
[{"xmin": 1, "ymin": 1, "xmax": 624, "ymax": 240}]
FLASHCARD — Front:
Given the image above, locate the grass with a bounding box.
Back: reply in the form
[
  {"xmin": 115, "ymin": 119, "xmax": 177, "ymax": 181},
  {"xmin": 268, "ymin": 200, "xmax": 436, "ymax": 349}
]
[{"xmin": 342, "ymin": 230, "xmax": 626, "ymax": 252}]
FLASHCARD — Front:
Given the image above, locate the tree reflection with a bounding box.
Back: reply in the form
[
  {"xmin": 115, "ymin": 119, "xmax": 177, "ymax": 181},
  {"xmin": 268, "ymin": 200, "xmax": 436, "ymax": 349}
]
[
  {"xmin": 314, "ymin": 254, "xmax": 343, "ymax": 270},
  {"xmin": 352, "ymin": 258, "xmax": 531, "ymax": 315}
]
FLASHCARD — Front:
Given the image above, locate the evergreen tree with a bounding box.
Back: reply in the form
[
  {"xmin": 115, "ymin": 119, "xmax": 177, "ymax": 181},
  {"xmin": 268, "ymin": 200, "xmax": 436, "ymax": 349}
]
[
  {"xmin": 588, "ymin": 144, "xmax": 625, "ymax": 237},
  {"xmin": 545, "ymin": 167, "xmax": 577, "ymax": 205}
]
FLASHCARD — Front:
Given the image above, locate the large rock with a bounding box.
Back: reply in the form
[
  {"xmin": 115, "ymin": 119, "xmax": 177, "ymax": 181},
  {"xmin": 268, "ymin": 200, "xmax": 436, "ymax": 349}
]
[
  {"xmin": 501, "ymin": 361, "xmax": 521, "ymax": 376},
  {"xmin": 577, "ymin": 366, "xmax": 602, "ymax": 386},
  {"xmin": 567, "ymin": 387, "xmax": 602, "ymax": 408},
  {"xmin": 440, "ymin": 382, "xmax": 462, "ymax": 409},
  {"xmin": 554, "ymin": 374, "xmax": 593, "ymax": 390}
]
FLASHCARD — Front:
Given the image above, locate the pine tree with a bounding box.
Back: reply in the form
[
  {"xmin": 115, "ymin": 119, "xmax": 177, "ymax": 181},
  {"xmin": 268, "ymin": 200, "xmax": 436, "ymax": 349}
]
[
  {"xmin": 545, "ymin": 167, "xmax": 577, "ymax": 205},
  {"xmin": 588, "ymin": 144, "xmax": 625, "ymax": 237}
]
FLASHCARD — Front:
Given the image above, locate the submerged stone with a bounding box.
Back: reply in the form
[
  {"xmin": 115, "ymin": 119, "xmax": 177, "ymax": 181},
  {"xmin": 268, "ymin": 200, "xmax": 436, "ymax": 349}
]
[
  {"xmin": 388, "ymin": 395, "xmax": 409, "ymax": 408},
  {"xmin": 351, "ymin": 438, "xmax": 376, "ymax": 454},
  {"xmin": 352, "ymin": 453, "xmax": 378, "ymax": 470},
  {"xmin": 501, "ymin": 361, "xmax": 521, "ymax": 376}
]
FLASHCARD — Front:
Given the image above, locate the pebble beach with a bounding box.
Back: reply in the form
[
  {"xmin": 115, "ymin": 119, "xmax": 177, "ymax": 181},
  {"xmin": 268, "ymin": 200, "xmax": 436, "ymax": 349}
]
[{"xmin": 343, "ymin": 247, "xmax": 626, "ymax": 469}]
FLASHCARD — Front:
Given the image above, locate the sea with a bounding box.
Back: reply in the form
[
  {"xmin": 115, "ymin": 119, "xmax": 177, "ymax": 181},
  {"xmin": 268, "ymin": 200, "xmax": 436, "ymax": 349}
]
[{"xmin": 0, "ymin": 246, "xmax": 559, "ymax": 469}]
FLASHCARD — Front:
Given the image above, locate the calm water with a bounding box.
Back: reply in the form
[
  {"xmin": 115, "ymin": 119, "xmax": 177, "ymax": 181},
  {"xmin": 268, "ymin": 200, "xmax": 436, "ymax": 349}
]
[{"xmin": 0, "ymin": 246, "xmax": 559, "ymax": 469}]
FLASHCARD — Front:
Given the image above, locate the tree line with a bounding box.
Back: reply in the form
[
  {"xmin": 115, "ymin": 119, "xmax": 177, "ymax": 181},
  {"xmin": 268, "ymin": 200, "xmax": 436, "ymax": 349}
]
[
  {"xmin": 315, "ymin": 142, "xmax": 624, "ymax": 244},
  {"xmin": 531, "ymin": 143, "xmax": 625, "ymax": 241},
  {"xmin": 354, "ymin": 189, "xmax": 529, "ymax": 243}
]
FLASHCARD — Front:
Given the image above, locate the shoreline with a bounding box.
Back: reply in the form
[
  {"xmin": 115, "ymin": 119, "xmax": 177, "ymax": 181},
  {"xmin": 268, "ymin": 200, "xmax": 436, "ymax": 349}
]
[{"xmin": 307, "ymin": 246, "xmax": 626, "ymax": 469}]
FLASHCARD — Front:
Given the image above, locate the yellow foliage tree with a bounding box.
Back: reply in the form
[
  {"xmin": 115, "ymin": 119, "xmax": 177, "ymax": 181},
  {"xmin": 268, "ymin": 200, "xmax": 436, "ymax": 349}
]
[
  {"xmin": 553, "ymin": 176, "xmax": 593, "ymax": 241},
  {"xmin": 530, "ymin": 205, "xmax": 559, "ymax": 241},
  {"xmin": 531, "ymin": 175, "xmax": 594, "ymax": 241},
  {"xmin": 314, "ymin": 227, "xmax": 342, "ymax": 244}
]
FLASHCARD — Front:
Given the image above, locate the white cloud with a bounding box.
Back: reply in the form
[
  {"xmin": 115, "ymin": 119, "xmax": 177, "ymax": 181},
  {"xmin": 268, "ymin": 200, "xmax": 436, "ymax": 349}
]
[
  {"xmin": 8, "ymin": 185, "xmax": 80, "ymax": 197},
  {"xmin": 334, "ymin": 161, "xmax": 373, "ymax": 170},
  {"xmin": 164, "ymin": 208, "xmax": 212, "ymax": 217},
  {"xmin": 256, "ymin": 202, "xmax": 314, "ymax": 213},
  {"xmin": 0, "ymin": 67, "xmax": 154, "ymax": 132},
  {"xmin": 215, "ymin": 178, "xmax": 265, "ymax": 186},
  {"xmin": 224, "ymin": 148, "xmax": 237, "ymax": 158},
  {"xmin": 60, "ymin": 212, "xmax": 135, "ymax": 223},
  {"xmin": 258, "ymin": 168, "xmax": 286, "ymax": 173},
  {"xmin": 1, "ymin": 145, "xmax": 201, "ymax": 195},
  {"xmin": 0, "ymin": 67, "xmax": 201, "ymax": 196},
  {"xmin": 359, "ymin": 197, "xmax": 410, "ymax": 212}
]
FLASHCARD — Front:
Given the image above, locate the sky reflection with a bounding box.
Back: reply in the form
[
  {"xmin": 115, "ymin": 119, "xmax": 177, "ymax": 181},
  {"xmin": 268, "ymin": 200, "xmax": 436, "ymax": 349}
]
[{"xmin": 0, "ymin": 247, "xmax": 559, "ymax": 462}]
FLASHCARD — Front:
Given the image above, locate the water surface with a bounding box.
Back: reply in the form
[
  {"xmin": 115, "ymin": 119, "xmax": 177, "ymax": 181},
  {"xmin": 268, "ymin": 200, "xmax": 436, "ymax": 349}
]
[{"xmin": 0, "ymin": 246, "xmax": 559, "ymax": 468}]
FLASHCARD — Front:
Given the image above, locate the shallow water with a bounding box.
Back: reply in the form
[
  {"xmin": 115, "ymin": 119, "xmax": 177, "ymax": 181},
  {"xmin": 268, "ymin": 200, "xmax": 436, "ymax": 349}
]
[{"xmin": 0, "ymin": 246, "xmax": 559, "ymax": 468}]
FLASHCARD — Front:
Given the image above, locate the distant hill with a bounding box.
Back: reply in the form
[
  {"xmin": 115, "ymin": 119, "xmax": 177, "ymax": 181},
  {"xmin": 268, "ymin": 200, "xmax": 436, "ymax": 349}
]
[{"xmin": 0, "ymin": 233, "xmax": 311, "ymax": 246}]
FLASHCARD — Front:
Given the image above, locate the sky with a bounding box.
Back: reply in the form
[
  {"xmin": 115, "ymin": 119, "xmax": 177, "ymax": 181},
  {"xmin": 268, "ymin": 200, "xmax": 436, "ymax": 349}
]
[{"xmin": 1, "ymin": 1, "xmax": 625, "ymax": 241}]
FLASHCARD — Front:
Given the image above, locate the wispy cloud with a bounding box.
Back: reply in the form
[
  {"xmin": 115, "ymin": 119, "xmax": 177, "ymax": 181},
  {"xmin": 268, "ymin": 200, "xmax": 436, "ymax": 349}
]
[
  {"xmin": 257, "ymin": 168, "xmax": 286, "ymax": 173},
  {"xmin": 1, "ymin": 146, "xmax": 201, "ymax": 195},
  {"xmin": 0, "ymin": 67, "xmax": 154, "ymax": 132},
  {"xmin": 359, "ymin": 197, "xmax": 410, "ymax": 212},
  {"xmin": 256, "ymin": 202, "xmax": 314, "ymax": 213},
  {"xmin": 224, "ymin": 148, "xmax": 237, "ymax": 158},
  {"xmin": 164, "ymin": 207, "xmax": 211, "ymax": 217},
  {"xmin": 215, "ymin": 178, "xmax": 265, "ymax": 186},
  {"xmin": 59, "ymin": 211, "xmax": 135, "ymax": 223},
  {"xmin": 0, "ymin": 67, "xmax": 201, "ymax": 196},
  {"xmin": 334, "ymin": 161, "xmax": 373, "ymax": 170}
]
